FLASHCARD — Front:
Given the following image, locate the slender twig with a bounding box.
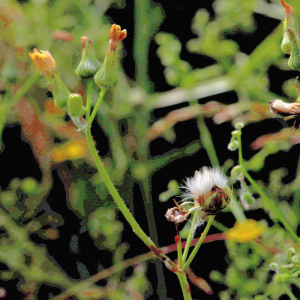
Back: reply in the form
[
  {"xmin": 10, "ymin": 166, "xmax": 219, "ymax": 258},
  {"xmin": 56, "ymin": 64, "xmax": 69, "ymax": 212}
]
[
  {"xmin": 182, "ymin": 215, "xmax": 215, "ymax": 271},
  {"xmin": 182, "ymin": 210, "xmax": 199, "ymax": 263},
  {"xmin": 87, "ymin": 88, "xmax": 107, "ymax": 128}
]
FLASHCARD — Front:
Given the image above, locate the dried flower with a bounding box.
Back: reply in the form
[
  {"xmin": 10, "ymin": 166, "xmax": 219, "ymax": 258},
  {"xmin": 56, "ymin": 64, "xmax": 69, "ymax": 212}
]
[
  {"xmin": 183, "ymin": 167, "xmax": 231, "ymax": 215},
  {"xmin": 109, "ymin": 24, "xmax": 127, "ymax": 51},
  {"xmin": 94, "ymin": 24, "xmax": 127, "ymax": 89},
  {"xmin": 165, "ymin": 199, "xmax": 190, "ymax": 224},
  {"xmin": 269, "ymin": 99, "xmax": 300, "ymax": 128},
  {"xmin": 225, "ymin": 219, "xmax": 266, "ymax": 242}
]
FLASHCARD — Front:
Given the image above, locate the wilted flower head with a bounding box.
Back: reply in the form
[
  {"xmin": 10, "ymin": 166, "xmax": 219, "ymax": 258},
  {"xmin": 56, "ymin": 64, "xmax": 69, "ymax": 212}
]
[
  {"xmin": 109, "ymin": 24, "xmax": 127, "ymax": 51},
  {"xmin": 269, "ymin": 99, "xmax": 300, "ymax": 117},
  {"xmin": 29, "ymin": 49, "xmax": 57, "ymax": 77},
  {"xmin": 183, "ymin": 167, "xmax": 231, "ymax": 215}
]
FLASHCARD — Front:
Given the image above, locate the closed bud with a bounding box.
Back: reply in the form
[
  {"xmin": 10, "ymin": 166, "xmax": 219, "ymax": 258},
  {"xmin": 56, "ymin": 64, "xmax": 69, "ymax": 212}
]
[
  {"xmin": 286, "ymin": 28, "xmax": 300, "ymax": 71},
  {"xmin": 67, "ymin": 93, "xmax": 84, "ymax": 117},
  {"xmin": 280, "ymin": 0, "xmax": 297, "ymax": 54},
  {"xmin": 94, "ymin": 24, "xmax": 127, "ymax": 89},
  {"xmin": 47, "ymin": 73, "xmax": 70, "ymax": 109},
  {"xmin": 227, "ymin": 138, "xmax": 238, "ymax": 151},
  {"xmin": 94, "ymin": 50, "xmax": 118, "ymax": 89},
  {"xmin": 75, "ymin": 36, "xmax": 102, "ymax": 78}
]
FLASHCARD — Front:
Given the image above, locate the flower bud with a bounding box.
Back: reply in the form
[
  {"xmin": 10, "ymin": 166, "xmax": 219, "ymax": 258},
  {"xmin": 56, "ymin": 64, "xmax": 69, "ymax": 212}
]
[
  {"xmin": 280, "ymin": 0, "xmax": 297, "ymax": 54},
  {"xmin": 94, "ymin": 24, "xmax": 127, "ymax": 89},
  {"xmin": 67, "ymin": 93, "xmax": 84, "ymax": 117},
  {"xmin": 286, "ymin": 27, "xmax": 300, "ymax": 71},
  {"xmin": 75, "ymin": 36, "xmax": 102, "ymax": 78},
  {"xmin": 47, "ymin": 73, "xmax": 70, "ymax": 109},
  {"xmin": 29, "ymin": 49, "xmax": 70, "ymax": 109},
  {"xmin": 183, "ymin": 167, "xmax": 232, "ymax": 215},
  {"xmin": 227, "ymin": 137, "xmax": 238, "ymax": 151}
]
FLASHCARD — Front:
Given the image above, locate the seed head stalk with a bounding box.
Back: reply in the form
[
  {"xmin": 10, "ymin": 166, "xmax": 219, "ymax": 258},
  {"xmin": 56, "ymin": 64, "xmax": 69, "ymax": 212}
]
[{"xmin": 182, "ymin": 215, "xmax": 215, "ymax": 272}]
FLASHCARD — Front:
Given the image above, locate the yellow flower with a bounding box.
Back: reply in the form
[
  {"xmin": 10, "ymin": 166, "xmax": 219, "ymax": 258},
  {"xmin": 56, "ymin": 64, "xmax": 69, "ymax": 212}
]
[
  {"xmin": 225, "ymin": 219, "xmax": 266, "ymax": 242},
  {"xmin": 28, "ymin": 49, "xmax": 57, "ymax": 77},
  {"xmin": 65, "ymin": 140, "xmax": 87, "ymax": 159},
  {"xmin": 51, "ymin": 140, "xmax": 88, "ymax": 162}
]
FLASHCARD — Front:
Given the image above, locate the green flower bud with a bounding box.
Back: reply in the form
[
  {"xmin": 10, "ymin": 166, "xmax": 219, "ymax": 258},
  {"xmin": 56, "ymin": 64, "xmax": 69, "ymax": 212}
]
[
  {"xmin": 94, "ymin": 50, "xmax": 118, "ymax": 89},
  {"xmin": 94, "ymin": 24, "xmax": 127, "ymax": 90},
  {"xmin": 231, "ymin": 130, "xmax": 241, "ymax": 138},
  {"xmin": 21, "ymin": 177, "xmax": 38, "ymax": 195},
  {"xmin": 227, "ymin": 137, "xmax": 238, "ymax": 151},
  {"xmin": 75, "ymin": 37, "xmax": 102, "ymax": 78},
  {"xmin": 280, "ymin": 0, "xmax": 298, "ymax": 54},
  {"xmin": 47, "ymin": 73, "xmax": 70, "ymax": 109},
  {"xmin": 67, "ymin": 93, "xmax": 84, "ymax": 117},
  {"xmin": 286, "ymin": 28, "xmax": 300, "ymax": 71}
]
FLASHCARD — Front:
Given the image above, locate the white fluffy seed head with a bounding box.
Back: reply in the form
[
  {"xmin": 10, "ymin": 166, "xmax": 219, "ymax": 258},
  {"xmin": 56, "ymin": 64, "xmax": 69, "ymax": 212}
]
[{"xmin": 182, "ymin": 167, "xmax": 228, "ymax": 201}]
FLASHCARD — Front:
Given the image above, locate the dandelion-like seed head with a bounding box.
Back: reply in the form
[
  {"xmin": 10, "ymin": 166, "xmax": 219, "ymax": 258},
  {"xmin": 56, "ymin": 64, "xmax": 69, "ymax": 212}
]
[
  {"xmin": 29, "ymin": 49, "xmax": 57, "ymax": 77},
  {"xmin": 183, "ymin": 167, "xmax": 231, "ymax": 215}
]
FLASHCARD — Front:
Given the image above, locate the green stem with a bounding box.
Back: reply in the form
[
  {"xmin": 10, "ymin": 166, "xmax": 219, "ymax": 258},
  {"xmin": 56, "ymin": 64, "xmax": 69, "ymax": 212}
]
[
  {"xmin": 198, "ymin": 117, "xmax": 246, "ymax": 222},
  {"xmin": 182, "ymin": 210, "xmax": 199, "ymax": 263},
  {"xmin": 11, "ymin": 71, "xmax": 40, "ymax": 104},
  {"xmin": 85, "ymin": 89, "xmax": 174, "ymax": 266},
  {"xmin": 87, "ymin": 88, "xmax": 107, "ymax": 128},
  {"xmin": 176, "ymin": 272, "xmax": 192, "ymax": 300},
  {"xmin": 182, "ymin": 215, "xmax": 215, "ymax": 271},
  {"xmin": 85, "ymin": 78, "xmax": 94, "ymax": 121},
  {"xmin": 177, "ymin": 232, "xmax": 183, "ymax": 268},
  {"xmin": 236, "ymin": 130, "xmax": 299, "ymax": 243}
]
